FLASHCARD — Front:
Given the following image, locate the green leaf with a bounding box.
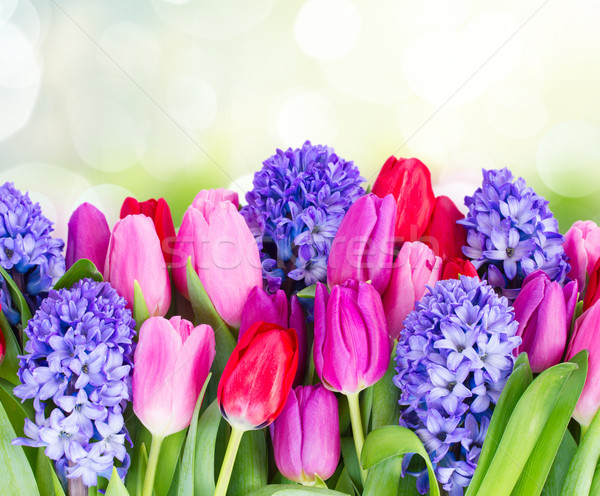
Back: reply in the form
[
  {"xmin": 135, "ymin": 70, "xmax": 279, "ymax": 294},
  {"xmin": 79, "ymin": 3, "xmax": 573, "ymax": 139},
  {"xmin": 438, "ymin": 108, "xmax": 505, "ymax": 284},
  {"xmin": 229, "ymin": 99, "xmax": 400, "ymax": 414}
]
[
  {"xmin": 512, "ymin": 351, "xmax": 588, "ymax": 496},
  {"xmin": 194, "ymin": 399, "xmax": 222, "ymax": 495},
  {"xmin": 53, "ymin": 259, "xmax": 103, "ymax": 290},
  {"xmin": 473, "ymin": 362, "xmax": 577, "ymax": 496},
  {"xmin": 341, "ymin": 437, "xmax": 363, "ymax": 493},
  {"xmin": 541, "ymin": 430, "xmax": 577, "ymax": 496},
  {"xmin": 360, "ymin": 425, "xmax": 440, "ymax": 496},
  {"xmin": 371, "ymin": 350, "xmax": 400, "ymax": 430},
  {"xmin": 0, "ymin": 400, "xmax": 39, "ymax": 495},
  {"xmin": 0, "ymin": 266, "xmax": 32, "ymax": 329},
  {"xmin": 334, "ymin": 468, "xmax": 357, "ymax": 495},
  {"xmin": 363, "ymin": 456, "xmax": 402, "ymax": 496},
  {"xmin": 36, "ymin": 448, "xmax": 66, "ymax": 496},
  {"xmin": 177, "ymin": 372, "xmax": 211, "ymax": 496},
  {"xmin": 125, "ymin": 418, "xmax": 150, "ymax": 496},
  {"xmin": 246, "ymin": 485, "xmax": 350, "ymax": 495},
  {"xmin": 297, "ymin": 284, "xmax": 317, "ymax": 299},
  {"xmin": 398, "ymin": 474, "xmax": 421, "ymax": 496},
  {"xmin": 105, "ymin": 467, "xmax": 130, "ymax": 496},
  {"xmin": 0, "ymin": 378, "xmax": 36, "ymax": 468},
  {"xmin": 0, "ymin": 311, "xmax": 21, "ymax": 385},
  {"xmin": 133, "ymin": 280, "xmax": 150, "ymax": 332},
  {"xmin": 154, "ymin": 429, "xmax": 187, "ymax": 496},
  {"xmin": 466, "ymin": 355, "xmax": 533, "ymax": 496},
  {"xmin": 590, "ymin": 462, "xmax": 600, "ymax": 496},
  {"xmin": 360, "ymin": 387, "xmax": 373, "ymax": 434},
  {"xmin": 138, "ymin": 443, "xmax": 148, "ymax": 496},
  {"xmin": 229, "ymin": 429, "xmax": 268, "ymax": 496}
]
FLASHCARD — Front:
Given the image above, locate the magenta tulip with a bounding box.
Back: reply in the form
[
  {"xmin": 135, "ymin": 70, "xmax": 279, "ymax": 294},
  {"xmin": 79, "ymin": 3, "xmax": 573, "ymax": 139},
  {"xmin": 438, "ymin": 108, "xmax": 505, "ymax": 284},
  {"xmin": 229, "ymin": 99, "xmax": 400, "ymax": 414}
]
[
  {"xmin": 133, "ymin": 316, "xmax": 215, "ymax": 436},
  {"xmin": 314, "ymin": 280, "xmax": 390, "ymax": 394},
  {"xmin": 192, "ymin": 188, "xmax": 239, "ymax": 208},
  {"xmin": 270, "ymin": 385, "xmax": 340, "ymax": 485},
  {"xmin": 105, "ymin": 215, "xmax": 171, "ymax": 316},
  {"xmin": 172, "ymin": 196, "xmax": 262, "ymax": 328},
  {"xmin": 327, "ymin": 193, "xmax": 396, "ymax": 293},
  {"xmin": 382, "ymin": 241, "xmax": 442, "ymax": 339},
  {"xmin": 513, "ymin": 270, "xmax": 578, "ymax": 373},
  {"xmin": 564, "ymin": 220, "xmax": 600, "ymax": 292},
  {"xmin": 66, "ymin": 203, "xmax": 110, "ymax": 272}
]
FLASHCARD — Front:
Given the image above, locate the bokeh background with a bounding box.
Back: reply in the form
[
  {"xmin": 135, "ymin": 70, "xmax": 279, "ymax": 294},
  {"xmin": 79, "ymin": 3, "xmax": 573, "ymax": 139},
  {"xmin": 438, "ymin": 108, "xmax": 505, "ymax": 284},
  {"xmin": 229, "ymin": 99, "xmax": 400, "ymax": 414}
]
[{"xmin": 1, "ymin": 0, "xmax": 600, "ymax": 242}]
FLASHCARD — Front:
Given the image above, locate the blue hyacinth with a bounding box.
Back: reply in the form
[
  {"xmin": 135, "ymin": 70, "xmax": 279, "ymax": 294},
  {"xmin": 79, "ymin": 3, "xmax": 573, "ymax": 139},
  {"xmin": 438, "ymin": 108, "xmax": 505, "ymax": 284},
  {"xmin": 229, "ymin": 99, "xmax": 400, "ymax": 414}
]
[
  {"xmin": 241, "ymin": 141, "xmax": 365, "ymax": 293},
  {"xmin": 459, "ymin": 168, "xmax": 568, "ymax": 299},
  {"xmin": 13, "ymin": 278, "xmax": 136, "ymax": 487},
  {"xmin": 0, "ymin": 182, "xmax": 65, "ymax": 324},
  {"xmin": 394, "ymin": 276, "xmax": 520, "ymax": 496}
]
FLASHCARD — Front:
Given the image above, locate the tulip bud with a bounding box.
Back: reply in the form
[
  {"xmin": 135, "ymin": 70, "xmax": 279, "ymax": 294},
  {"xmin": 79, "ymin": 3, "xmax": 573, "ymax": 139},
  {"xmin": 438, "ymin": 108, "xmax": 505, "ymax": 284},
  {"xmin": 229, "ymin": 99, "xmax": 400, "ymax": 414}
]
[
  {"xmin": 120, "ymin": 197, "xmax": 176, "ymax": 264},
  {"xmin": 105, "ymin": 215, "xmax": 171, "ymax": 316},
  {"xmin": 172, "ymin": 196, "xmax": 262, "ymax": 328},
  {"xmin": 133, "ymin": 316, "xmax": 215, "ymax": 436},
  {"xmin": 563, "ymin": 220, "xmax": 600, "ymax": 292},
  {"xmin": 218, "ymin": 321, "xmax": 298, "ymax": 431},
  {"xmin": 566, "ymin": 300, "xmax": 600, "ymax": 426},
  {"xmin": 240, "ymin": 288, "xmax": 307, "ymax": 386},
  {"xmin": 66, "ymin": 203, "xmax": 110, "ymax": 272},
  {"xmin": 441, "ymin": 258, "xmax": 479, "ymax": 280},
  {"xmin": 269, "ymin": 385, "xmax": 340, "ymax": 485},
  {"xmin": 421, "ymin": 196, "xmax": 467, "ymax": 262},
  {"xmin": 584, "ymin": 256, "xmax": 600, "ymax": 311},
  {"xmin": 382, "ymin": 241, "xmax": 442, "ymax": 339},
  {"xmin": 314, "ymin": 280, "xmax": 390, "ymax": 394},
  {"xmin": 192, "ymin": 188, "xmax": 239, "ymax": 208},
  {"xmin": 372, "ymin": 156, "xmax": 436, "ymax": 242},
  {"xmin": 327, "ymin": 193, "xmax": 396, "ymax": 294},
  {"xmin": 513, "ymin": 271, "xmax": 578, "ymax": 373}
]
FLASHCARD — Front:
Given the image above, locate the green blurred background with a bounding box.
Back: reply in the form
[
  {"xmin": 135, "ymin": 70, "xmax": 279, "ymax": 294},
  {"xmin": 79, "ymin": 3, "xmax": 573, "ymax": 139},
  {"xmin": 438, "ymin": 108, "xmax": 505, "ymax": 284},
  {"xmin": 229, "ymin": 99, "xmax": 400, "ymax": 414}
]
[{"xmin": 1, "ymin": 0, "xmax": 600, "ymax": 241}]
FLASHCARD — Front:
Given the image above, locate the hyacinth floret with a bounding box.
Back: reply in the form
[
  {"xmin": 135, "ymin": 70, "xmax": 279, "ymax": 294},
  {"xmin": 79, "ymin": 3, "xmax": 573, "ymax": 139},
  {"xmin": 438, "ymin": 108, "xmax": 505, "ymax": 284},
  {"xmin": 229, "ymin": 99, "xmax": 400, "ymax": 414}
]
[
  {"xmin": 458, "ymin": 168, "xmax": 568, "ymax": 298},
  {"xmin": 13, "ymin": 278, "xmax": 136, "ymax": 486},
  {"xmin": 241, "ymin": 141, "xmax": 365, "ymax": 292},
  {"xmin": 0, "ymin": 182, "xmax": 65, "ymax": 324},
  {"xmin": 394, "ymin": 276, "xmax": 520, "ymax": 496}
]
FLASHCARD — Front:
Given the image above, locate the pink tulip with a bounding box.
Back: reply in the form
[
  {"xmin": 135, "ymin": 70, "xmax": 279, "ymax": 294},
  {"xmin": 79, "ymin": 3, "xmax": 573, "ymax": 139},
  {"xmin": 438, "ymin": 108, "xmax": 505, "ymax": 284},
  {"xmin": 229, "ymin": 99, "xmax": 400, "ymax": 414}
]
[
  {"xmin": 105, "ymin": 215, "xmax": 171, "ymax": 316},
  {"xmin": 66, "ymin": 203, "xmax": 110, "ymax": 272},
  {"xmin": 382, "ymin": 241, "xmax": 442, "ymax": 339},
  {"xmin": 564, "ymin": 220, "xmax": 600, "ymax": 292},
  {"xmin": 192, "ymin": 188, "xmax": 239, "ymax": 209},
  {"xmin": 133, "ymin": 316, "xmax": 215, "ymax": 436},
  {"xmin": 327, "ymin": 193, "xmax": 396, "ymax": 294},
  {"xmin": 172, "ymin": 197, "xmax": 262, "ymax": 328}
]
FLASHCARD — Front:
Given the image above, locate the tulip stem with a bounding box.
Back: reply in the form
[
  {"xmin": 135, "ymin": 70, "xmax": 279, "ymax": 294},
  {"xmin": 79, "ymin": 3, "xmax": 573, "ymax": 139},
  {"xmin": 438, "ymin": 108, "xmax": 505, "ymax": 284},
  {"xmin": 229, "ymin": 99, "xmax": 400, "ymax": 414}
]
[
  {"xmin": 214, "ymin": 426, "xmax": 244, "ymax": 496},
  {"xmin": 347, "ymin": 392, "xmax": 368, "ymax": 484},
  {"xmin": 142, "ymin": 434, "xmax": 164, "ymax": 496}
]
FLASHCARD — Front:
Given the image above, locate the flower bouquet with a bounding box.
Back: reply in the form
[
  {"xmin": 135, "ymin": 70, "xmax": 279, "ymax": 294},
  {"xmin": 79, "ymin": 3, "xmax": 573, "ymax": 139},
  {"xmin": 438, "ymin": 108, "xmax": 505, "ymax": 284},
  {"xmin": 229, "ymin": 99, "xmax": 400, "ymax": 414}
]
[{"xmin": 0, "ymin": 141, "xmax": 598, "ymax": 496}]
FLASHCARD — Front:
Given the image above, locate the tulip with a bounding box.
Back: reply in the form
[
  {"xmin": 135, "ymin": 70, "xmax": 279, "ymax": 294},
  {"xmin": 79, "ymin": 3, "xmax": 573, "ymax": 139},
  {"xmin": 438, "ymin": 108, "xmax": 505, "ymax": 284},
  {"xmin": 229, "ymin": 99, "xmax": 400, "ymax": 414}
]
[
  {"xmin": 421, "ymin": 195, "xmax": 467, "ymax": 262},
  {"xmin": 172, "ymin": 196, "xmax": 261, "ymax": 328},
  {"xmin": 105, "ymin": 215, "xmax": 171, "ymax": 316},
  {"xmin": 133, "ymin": 316, "xmax": 215, "ymax": 496},
  {"xmin": 566, "ymin": 300, "xmax": 600, "ymax": 427},
  {"xmin": 327, "ymin": 193, "xmax": 396, "ymax": 293},
  {"xmin": 192, "ymin": 187, "xmax": 239, "ymax": 208},
  {"xmin": 563, "ymin": 220, "xmax": 600, "ymax": 292},
  {"xmin": 585, "ymin": 257, "xmax": 600, "ymax": 311},
  {"xmin": 513, "ymin": 271, "xmax": 578, "ymax": 373},
  {"xmin": 269, "ymin": 385, "xmax": 340, "ymax": 485},
  {"xmin": 65, "ymin": 203, "xmax": 110, "ymax": 272},
  {"xmin": 441, "ymin": 257, "xmax": 479, "ymax": 280},
  {"xmin": 372, "ymin": 156, "xmax": 436, "ymax": 242},
  {"xmin": 382, "ymin": 241, "xmax": 442, "ymax": 339},
  {"xmin": 120, "ymin": 197, "xmax": 176, "ymax": 264},
  {"xmin": 240, "ymin": 288, "xmax": 307, "ymax": 386}
]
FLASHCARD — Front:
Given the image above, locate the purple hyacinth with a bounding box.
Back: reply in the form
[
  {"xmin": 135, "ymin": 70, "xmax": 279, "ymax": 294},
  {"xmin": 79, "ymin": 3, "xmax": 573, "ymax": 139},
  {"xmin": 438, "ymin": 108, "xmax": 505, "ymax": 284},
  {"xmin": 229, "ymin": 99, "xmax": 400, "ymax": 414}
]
[
  {"xmin": 458, "ymin": 168, "xmax": 569, "ymax": 299},
  {"xmin": 394, "ymin": 276, "xmax": 520, "ymax": 496},
  {"xmin": 241, "ymin": 141, "xmax": 365, "ymax": 293},
  {"xmin": 13, "ymin": 278, "xmax": 135, "ymax": 487},
  {"xmin": 0, "ymin": 182, "xmax": 65, "ymax": 325}
]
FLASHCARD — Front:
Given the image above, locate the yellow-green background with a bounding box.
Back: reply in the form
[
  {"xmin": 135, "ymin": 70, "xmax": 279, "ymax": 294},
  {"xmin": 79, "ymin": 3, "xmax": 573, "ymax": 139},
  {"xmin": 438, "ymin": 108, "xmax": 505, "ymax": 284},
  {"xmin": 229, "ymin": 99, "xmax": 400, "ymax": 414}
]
[{"xmin": 1, "ymin": 0, "xmax": 599, "ymax": 241}]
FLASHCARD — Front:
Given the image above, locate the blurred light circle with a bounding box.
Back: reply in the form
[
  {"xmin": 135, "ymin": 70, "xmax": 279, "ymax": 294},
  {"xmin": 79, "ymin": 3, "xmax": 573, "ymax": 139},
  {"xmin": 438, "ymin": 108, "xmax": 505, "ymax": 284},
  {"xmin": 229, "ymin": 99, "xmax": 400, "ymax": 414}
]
[
  {"xmin": 0, "ymin": 0, "xmax": 18, "ymax": 24},
  {"xmin": 536, "ymin": 121, "xmax": 600, "ymax": 198},
  {"xmin": 75, "ymin": 184, "xmax": 135, "ymax": 230},
  {"xmin": 166, "ymin": 75, "xmax": 217, "ymax": 131},
  {"xmin": 411, "ymin": 0, "xmax": 472, "ymax": 29},
  {"xmin": 0, "ymin": 23, "xmax": 41, "ymax": 89},
  {"xmin": 9, "ymin": 0, "xmax": 43, "ymax": 45},
  {"xmin": 294, "ymin": 0, "xmax": 361, "ymax": 61},
  {"xmin": 486, "ymin": 96, "xmax": 547, "ymax": 140}
]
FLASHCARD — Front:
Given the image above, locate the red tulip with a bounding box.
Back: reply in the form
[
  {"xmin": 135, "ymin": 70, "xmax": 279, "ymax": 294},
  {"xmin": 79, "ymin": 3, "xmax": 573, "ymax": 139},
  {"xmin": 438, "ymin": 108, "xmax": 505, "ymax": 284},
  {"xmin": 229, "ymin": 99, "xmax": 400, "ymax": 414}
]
[
  {"xmin": 217, "ymin": 321, "xmax": 298, "ymax": 431},
  {"xmin": 120, "ymin": 197, "xmax": 176, "ymax": 264},
  {"xmin": 421, "ymin": 195, "xmax": 467, "ymax": 262},
  {"xmin": 442, "ymin": 258, "xmax": 479, "ymax": 280},
  {"xmin": 372, "ymin": 156, "xmax": 436, "ymax": 242}
]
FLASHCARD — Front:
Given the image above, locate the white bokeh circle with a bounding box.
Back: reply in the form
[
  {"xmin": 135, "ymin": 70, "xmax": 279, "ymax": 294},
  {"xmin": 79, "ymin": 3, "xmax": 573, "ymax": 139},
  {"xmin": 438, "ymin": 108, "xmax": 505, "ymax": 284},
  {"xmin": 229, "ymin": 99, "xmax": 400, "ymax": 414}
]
[{"xmin": 166, "ymin": 75, "xmax": 218, "ymax": 131}]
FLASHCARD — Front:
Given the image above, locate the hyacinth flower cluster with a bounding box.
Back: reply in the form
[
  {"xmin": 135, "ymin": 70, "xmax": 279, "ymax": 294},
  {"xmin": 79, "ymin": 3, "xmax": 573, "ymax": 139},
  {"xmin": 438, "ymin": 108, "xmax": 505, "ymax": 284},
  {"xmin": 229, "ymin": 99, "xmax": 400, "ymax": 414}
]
[
  {"xmin": 13, "ymin": 278, "xmax": 136, "ymax": 487},
  {"xmin": 394, "ymin": 276, "xmax": 521, "ymax": 496},
  {"xmin": 0, "ymin": 182, "xmax": 65, "ymax": 324},
  {"xmin": 459, "ymin": 168, "xmax": 569, "ymax": 299},
  {"xmin": 241, "ymin": 141, "xmax": 365, "ymax": 292}
]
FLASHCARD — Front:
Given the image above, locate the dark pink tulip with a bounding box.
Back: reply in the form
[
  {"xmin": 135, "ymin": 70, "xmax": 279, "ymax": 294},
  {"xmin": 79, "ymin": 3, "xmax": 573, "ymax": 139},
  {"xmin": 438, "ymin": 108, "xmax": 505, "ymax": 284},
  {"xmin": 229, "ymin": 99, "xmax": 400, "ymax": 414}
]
[
  {"xmin": 66, "ymin": 203, "xmax": 110, "ymax": 272},
  {"xmin": 314, "ymin": 280, "xmax": 390, "ymax": 394},
  {"xmin": 269, "ymin": 385, "xmax": 340, "ymax": 485},
  {"xmin": 327, "ymin": 193, "xmax": 396, "ymax": 294},
  {"xmin": 382, "ymin": 241, "xmax": 442, "ymax": 339},
  {"xmin": 513, "ymin": 270, "xmax": 578, "ymax": 373},
  {"xmin": 564, "ymin": 220, "xmax": 600, "ymax": 292}
]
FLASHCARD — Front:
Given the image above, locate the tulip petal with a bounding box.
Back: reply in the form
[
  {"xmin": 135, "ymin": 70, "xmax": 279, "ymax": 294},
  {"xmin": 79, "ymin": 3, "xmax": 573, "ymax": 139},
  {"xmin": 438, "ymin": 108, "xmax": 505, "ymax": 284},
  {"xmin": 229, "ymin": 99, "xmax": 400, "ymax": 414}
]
[
  {"xmin": 270, "ymin": 389, "xmax": 303, "ymax": 481},
  {"xmin": 66, "ymin": 203, "xmax": 110, "ymax": 272},
  {"xmin": 421, "ymin": 196, "xmax": 467, "ymax": 261}
]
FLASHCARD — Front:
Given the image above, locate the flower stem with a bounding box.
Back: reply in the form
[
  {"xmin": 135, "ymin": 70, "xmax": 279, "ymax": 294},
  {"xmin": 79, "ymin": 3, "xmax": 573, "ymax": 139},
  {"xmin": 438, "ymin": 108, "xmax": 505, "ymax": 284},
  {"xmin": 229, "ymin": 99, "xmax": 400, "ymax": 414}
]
[
  {"xmin": 346, "ymin": 392, "xmax": 368, "ymax": 484},
  {"xmin": 214, "ymin": 426, "xmax": 244, "ymax": 496},
  {"xmin": 142, "ymin": 434, "xmax": 164, "ymax": 496}
]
